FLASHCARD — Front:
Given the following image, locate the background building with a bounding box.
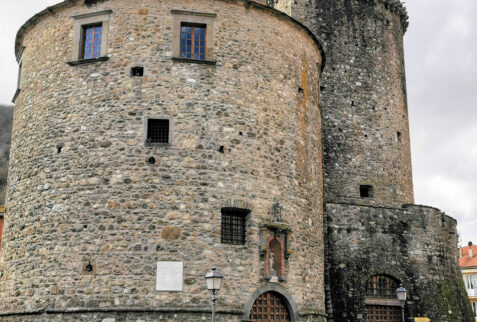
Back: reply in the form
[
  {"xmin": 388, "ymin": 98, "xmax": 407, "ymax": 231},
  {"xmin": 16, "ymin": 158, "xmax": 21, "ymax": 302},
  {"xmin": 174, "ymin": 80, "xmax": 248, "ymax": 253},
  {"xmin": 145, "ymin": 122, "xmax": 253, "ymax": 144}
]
[{"xmin": 460, "ymin": 242, "xmax": 477, "ymax": 321}]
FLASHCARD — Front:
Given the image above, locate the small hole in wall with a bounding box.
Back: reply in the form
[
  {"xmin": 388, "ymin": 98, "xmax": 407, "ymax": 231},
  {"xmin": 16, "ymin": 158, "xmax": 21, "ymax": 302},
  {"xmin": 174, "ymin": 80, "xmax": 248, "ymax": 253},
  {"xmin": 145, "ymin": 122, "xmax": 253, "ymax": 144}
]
[
  {"xmin": 218, "ymin": 146, "xmax": 225, "ymax": 153},
  {"xmin": 83, "ymin": 225, "xmax": 88, "ymax": 229},
  {"xmin": 57, "ymin": 146, "xmax": 62, "ymax": 154},
  {"xmin": 351, "ymin": 101, "xmax": 355, "ymax": 106},
  {"xmin": 360, "ymin": 185, "xmax": 374, "ymax": 198},
  {"xmin": 85, "ymin": 262, "xmax": 93, "ymax": 272},
  {"xmin": 386, "ymin": 19, "xmax": 390, "ymax": 26},
  {"xmin": 148, "ymin": 157, "xmax": 156, "ymax": 165},
  {"xmin": 131, "ymin": 66, "xmax": 144, "ymax": 77},
  {"xmin": 397, "ymin": 132, "xmax": 402, "ymax": 143},
  {"xmin": 298, "ymin": 87, "xmax": 304, "ymax": 93},
  {"xmin": 239, "ymin": 132, "xmax": 243, "ymax": 136}
]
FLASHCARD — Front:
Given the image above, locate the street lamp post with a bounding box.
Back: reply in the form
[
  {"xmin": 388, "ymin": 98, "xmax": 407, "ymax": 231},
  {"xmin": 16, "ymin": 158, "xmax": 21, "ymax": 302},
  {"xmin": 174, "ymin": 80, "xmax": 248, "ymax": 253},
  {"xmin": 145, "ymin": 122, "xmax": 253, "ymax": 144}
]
[
  {"xmin": 396, "ymin": 284, "xmax": 407, "ymax": 322},
  {"xmin": 205, "ymin": 267, "xmax": 224, "ymax": 322}
]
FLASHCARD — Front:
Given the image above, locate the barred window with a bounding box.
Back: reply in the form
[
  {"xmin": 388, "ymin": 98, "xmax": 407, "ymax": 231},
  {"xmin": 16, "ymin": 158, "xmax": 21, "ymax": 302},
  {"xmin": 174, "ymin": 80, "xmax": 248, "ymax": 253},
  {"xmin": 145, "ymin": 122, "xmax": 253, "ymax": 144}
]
[
  {"xmin": 82, "ymin": 24, "xmax": 102, "ymax": 59},
  {"xmin": 221, "ymin": 208, "xmax": 249, "ymax": 245},
  {"xmin": 366, "ymin": 275, "xmax": 399, "ymax": 298},
  {"xmin": 180, "ymin": 23, "xmax": 206, "ymax": 60},
  {"xmin": 146, "ymin": 119, "xmax": 170, "ymax": 144}
]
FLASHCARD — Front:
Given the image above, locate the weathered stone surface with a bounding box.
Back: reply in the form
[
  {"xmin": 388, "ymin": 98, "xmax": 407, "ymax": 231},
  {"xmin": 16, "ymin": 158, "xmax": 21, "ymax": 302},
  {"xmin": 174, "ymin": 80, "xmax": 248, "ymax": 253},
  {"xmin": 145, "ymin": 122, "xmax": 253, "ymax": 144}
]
[
  {"xmin": 161, "ymin": 227, "xmax": 181, "ymax": 240},
  {"xmin": 2, "ymin": 0, "xmax": 324, "ymax": 321},
  {"xmin": 284, "ymin": 0, "xmax": 473, "ymax": 320},
  {"xmin": 325, "ymin": 203, "xmax": 474, "ymax": 321}
]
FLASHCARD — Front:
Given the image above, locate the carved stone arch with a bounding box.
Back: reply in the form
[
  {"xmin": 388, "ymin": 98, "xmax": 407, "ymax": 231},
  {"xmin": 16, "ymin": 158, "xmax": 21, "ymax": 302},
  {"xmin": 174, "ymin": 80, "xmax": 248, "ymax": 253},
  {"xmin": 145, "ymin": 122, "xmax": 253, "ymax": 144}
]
[{"xmin": 243, "ymin": 284, "xmax": 299, "ymax": 321}]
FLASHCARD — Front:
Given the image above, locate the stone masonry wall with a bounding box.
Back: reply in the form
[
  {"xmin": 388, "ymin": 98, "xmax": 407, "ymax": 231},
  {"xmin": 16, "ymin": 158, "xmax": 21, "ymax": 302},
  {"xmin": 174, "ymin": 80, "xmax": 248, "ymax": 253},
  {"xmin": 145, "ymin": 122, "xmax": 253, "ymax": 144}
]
[
  {"xmin": 325, "ymin": 203, "xmax": 474, "ymax": 321},
  {"xmin": 307, "ymin": 0, "xmax": 414, "ymax": 207},
  {"xmin": 2, "ymin": 0, "xmax": 324, "ymax": 320}
]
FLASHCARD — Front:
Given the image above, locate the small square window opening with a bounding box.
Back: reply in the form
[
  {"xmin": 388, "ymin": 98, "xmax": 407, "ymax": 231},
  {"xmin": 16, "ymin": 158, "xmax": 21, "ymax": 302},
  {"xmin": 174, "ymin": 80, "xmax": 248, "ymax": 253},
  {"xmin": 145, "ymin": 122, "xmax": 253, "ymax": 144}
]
[
  {"xmin": 82, "ymin": 24, "xmax": 103, "ymax": 59},
  {"xmin": 131, "ymin": 66, "xmax": 144, "ymax": 77},
  {"xmin": 221, "ymin": 208, "xmax": 249, "ymax": 245},
  {"xmin": 180, "ymin": 23, "xmax": 206, "ymax": 60},
  {"xmin": 360, "ymin": 185, "xmax": 374, "ymax": 198},
  {"xmin": 146, "ymin": 119, "xmax": 170, "ymax": 144}
]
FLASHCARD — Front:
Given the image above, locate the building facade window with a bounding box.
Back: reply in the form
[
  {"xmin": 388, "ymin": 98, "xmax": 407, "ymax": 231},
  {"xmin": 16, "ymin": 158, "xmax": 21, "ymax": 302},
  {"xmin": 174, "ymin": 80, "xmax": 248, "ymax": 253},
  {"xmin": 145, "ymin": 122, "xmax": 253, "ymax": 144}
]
[
  {"xmin": 464, "ymin": 274, "xmax": 477, "ymax": 290},
  {"xmin": 12, "ymin": 47, "xmax": 25, "ymax": 102},
  {"xmin": 366, "ymin": 275, "xmax": 399, "ymax": 298},
  {"xmin": 180, "ymin": 23, "xmax": 206, "ymax": 60},
  {"xmin": 70, "ymin": 10, "xmax": 112, "ymax": 63},
  {"xmin": 171, "ymin": 10, "xmax": 216, "ymax": 63},
  {"xmin": 221, "ymin": 208, "xmax": 249, "ymax": 245},
  {"xmin": 146, "ymin": 119, "xmax": 170, "ymax": 144},
  {"xmin": 82, "ymin": 24, "xmax": 103, "ymax": 59},
  {"xmin": 365, "ymin": 275, "xmax": 401, "ymax": 321}
]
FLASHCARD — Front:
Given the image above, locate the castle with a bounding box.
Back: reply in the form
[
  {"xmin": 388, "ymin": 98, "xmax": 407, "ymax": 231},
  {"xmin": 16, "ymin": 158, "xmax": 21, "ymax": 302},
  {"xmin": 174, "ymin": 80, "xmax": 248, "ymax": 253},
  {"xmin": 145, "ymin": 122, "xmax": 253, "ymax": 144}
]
[{"xmin": 0, "ymin": 0, "xmax": 473, "ymax": 321}]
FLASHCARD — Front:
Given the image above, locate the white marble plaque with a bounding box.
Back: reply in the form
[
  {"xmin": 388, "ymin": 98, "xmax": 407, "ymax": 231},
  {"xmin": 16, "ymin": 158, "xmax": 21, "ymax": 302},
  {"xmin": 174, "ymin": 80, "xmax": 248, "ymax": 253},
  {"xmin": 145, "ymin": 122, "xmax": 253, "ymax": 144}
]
[{"xmin": 156, "ymin": 261, "xmax": 183, "ymax": 292}]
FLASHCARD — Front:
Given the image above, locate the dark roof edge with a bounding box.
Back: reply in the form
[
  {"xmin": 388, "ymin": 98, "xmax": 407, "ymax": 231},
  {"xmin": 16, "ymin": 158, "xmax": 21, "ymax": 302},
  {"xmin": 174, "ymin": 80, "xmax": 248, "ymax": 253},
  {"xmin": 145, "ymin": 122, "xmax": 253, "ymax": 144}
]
[{"xmin": 14, "ymin": 0, "xmax": 326, "ymax": 71}]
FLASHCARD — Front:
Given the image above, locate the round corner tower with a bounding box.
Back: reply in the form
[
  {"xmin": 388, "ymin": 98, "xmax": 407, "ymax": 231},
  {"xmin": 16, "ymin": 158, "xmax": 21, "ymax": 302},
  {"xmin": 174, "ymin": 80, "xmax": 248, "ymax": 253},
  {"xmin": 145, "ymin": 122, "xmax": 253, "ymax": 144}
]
[
  {"xmin": 1, "ymin": 0, "xmax": 326, "ymax": 321},
  {"xmin": 293, "ymin": 0, "xmax": 414, "ymax": 207}
]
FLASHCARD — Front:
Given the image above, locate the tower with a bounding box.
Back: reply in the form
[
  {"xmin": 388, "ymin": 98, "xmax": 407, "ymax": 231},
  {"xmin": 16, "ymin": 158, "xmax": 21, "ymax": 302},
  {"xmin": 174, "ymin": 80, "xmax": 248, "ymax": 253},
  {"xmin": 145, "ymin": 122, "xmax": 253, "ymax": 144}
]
[
  {"xmin": 1, "ymin": 0, "xmax": 325, "ymax": 320},
  {"xmin": 314, "ymin": 0, "xmax": 413, "ymax": 207},
  {"xmin": 296, "ymin": 0, "xmax": 474, "ymax": 320}
]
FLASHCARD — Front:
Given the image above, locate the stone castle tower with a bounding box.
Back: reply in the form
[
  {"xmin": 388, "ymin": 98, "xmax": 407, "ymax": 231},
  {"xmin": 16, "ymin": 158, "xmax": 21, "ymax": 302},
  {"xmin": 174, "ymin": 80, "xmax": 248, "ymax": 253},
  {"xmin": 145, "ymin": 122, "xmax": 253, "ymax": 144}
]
[
  {"xmin": 284, "ymin": 0, "xmax": 474, "ymax": 321},
  {"xmin": 1, "ymin": 0, "xmax": 473, "ymax": 321}
]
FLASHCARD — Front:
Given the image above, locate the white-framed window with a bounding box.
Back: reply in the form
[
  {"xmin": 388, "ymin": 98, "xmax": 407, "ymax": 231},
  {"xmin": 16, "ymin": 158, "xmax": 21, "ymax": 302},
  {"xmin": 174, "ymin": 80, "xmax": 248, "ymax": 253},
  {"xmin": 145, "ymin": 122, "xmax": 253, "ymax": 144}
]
[{"xmin": 464, "ymin": 274, "xmax": 477, "ymax": 290}]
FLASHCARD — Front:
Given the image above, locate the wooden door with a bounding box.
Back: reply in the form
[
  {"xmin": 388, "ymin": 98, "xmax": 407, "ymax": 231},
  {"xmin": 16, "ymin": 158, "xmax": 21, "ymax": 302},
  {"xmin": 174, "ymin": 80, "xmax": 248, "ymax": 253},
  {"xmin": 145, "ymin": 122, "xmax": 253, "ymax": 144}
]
[
  {"xmin": 367, "ymin": 305, "xmax": 401, "ymax": 321},
  {"xmin": 250, "ymin": 291, "xmax": 290, "ymax": 321}
]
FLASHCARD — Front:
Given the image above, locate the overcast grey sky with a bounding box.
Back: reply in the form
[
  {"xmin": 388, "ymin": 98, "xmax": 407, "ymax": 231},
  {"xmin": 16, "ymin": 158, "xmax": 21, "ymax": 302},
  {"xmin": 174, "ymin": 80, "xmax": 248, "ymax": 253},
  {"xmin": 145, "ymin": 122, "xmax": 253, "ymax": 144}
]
[{"xmin": 0, "ymin": 1, "xmax": 476, "ymax": 245}]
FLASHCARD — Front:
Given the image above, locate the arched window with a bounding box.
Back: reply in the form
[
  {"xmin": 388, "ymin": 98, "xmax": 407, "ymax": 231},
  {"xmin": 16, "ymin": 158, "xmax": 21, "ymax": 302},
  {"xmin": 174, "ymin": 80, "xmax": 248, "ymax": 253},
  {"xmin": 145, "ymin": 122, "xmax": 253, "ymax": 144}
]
[
  {"xmin": 365, "ymin": 275, "xmax": 402, "ymax": 322},
  {"xmin": 366, "ymin": 275, "xmax": 399, "ymax": 298},
  {"xmin": 250, "ymin": 291, "xmax": 290, "ymax": 322}
]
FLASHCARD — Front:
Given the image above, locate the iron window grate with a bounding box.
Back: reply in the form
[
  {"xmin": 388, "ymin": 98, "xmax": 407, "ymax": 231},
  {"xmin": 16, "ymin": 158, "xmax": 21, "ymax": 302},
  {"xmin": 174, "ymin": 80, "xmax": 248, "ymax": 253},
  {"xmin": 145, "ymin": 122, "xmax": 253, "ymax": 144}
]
[
  {"xmin": 221, "ymin": 208, "xmax": 248, "ymax": 245},
  {"xmin": 147, "ymin": 119, "xmax": 169, "ymax": 144}
]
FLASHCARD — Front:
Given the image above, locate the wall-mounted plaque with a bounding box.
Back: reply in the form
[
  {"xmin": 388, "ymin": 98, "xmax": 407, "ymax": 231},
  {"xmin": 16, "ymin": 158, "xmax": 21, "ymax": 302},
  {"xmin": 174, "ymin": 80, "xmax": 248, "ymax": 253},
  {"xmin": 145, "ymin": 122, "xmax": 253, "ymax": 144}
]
[{"xmin": 156, "ymin": 261, "xmax": 183, "ymax": 291}]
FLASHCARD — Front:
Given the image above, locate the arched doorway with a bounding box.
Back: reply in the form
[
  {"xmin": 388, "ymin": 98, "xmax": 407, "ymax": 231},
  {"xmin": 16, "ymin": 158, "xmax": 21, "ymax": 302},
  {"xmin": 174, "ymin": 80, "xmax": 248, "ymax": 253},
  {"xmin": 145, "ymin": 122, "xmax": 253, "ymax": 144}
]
[
  {"xmin": 365, "ymin": 275, "xmax": 402, "ymax": 322},
  {"xmin": 250, "ymin": 291, "xmax": 291, "ymax": 321}
]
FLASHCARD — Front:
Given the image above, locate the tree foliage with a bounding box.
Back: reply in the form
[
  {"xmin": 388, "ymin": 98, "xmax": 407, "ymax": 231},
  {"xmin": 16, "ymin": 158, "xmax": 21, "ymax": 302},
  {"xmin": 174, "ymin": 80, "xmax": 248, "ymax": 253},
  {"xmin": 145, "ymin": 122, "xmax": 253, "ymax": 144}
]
[{"xmin": 0, "ymin": 104, "xmax": 13, "ymax": 205}]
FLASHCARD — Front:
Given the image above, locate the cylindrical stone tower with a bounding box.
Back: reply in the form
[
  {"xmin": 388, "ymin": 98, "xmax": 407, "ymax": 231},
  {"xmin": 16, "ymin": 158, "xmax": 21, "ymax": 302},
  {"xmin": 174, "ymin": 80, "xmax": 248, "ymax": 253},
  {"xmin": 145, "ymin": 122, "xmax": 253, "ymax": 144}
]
[
  {"xmin": 1, "ymin": 0, "xmax": 325, "ymax": 321},
  {"xmin": 314, "ymin": 0, "xmax": 413, "ymax": 207}
]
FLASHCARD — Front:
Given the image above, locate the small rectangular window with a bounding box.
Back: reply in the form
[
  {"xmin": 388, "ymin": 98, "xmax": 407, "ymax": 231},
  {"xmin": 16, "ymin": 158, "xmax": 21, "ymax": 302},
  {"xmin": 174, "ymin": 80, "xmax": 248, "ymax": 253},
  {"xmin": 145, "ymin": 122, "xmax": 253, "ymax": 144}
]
[
  {"xmin": 221, "ymin": 208, "xmax": 248, "ymax": 245},
  {"xmin": 17, "ymin": 61, "xmax": 22, "ymax": 90},
  {"xmin": 180, "ymin": 23, "xmax": 206, "ymax": 60},
  {"xmin": 360, "ymin": 185, "xmax": 374, "ymax": 198},
  {"xmin": 81, "ymin": 24, "xmax": 102, "ymax": 59},
  {"xmin": 146, "ymin": 119, "xmax": 170, "ymax": 144}
]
